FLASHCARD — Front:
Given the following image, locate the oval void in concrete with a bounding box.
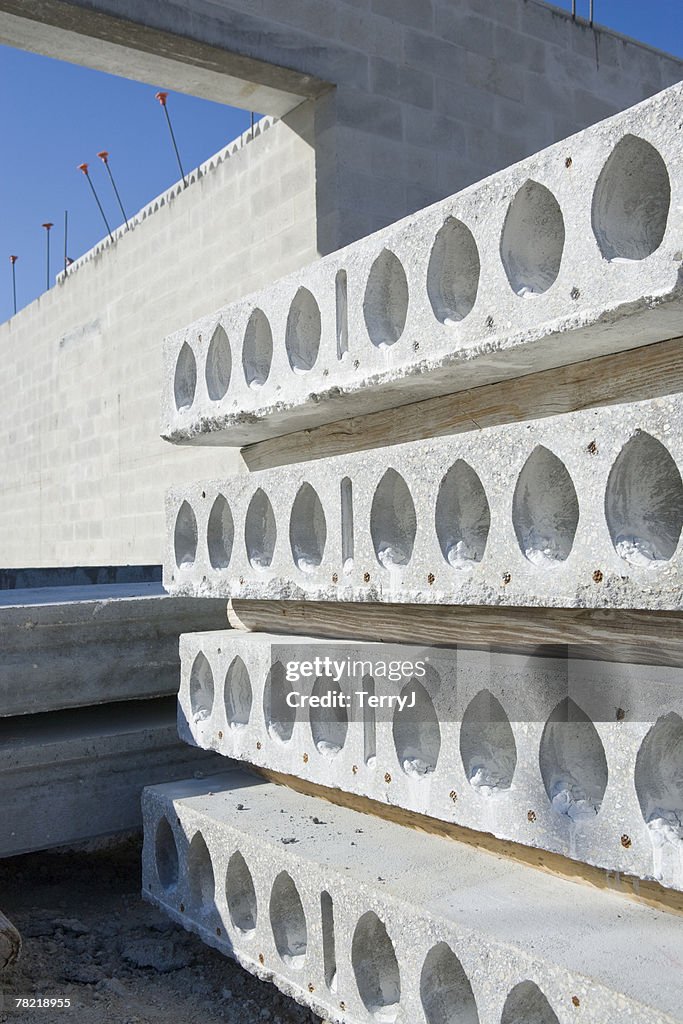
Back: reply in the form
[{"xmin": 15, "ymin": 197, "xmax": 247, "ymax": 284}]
[
  {"xmin": 224, "ymin": 655, "xmax": 252, "ymax": 730},
  {"xmin": 174, "ymin": 341, "xmax": 197, "ymax": 411},
  {"xmin": 363, "ymin": 249, "xmax": 409, "ymax": 348},
  {"xmin": 189, "ymin": 651, "xmax": 215, "ymax": 724},
  {"xmin": 370, "ymin": 468, "xmax": 417, "ymax": 569},
  {"xmin": 500, "ymin": 180, "xmax": 564, "ymax": 296},
  {"xmin": 289, "ymin": 483, "xmax": 327, "ymax": 573},
  {"xmin": 352, "ymin": 911, "xmax": 401, "ymax": 1021},
  {"xmin": 269, "ymin": 871, "xmax": 307, "ymax": 968},
  {"xmin": 634, "ymin": 713, "xmax": 683, "ymax": 835},
  {"xmin": 592, "ymin": 134, "xmax": 670, "ymax": 262},
  {"xmin": 539, "ymin": 697, "xmax": 608, "ymax": 822},
  {"xmin": 225, "ymin": 850, "xmax": 257, "ymax": 935},
  {"xmin": 420, "ymin": 942, "xmax": 479, "ymax": 1024},
  {"xmin": 285, "ymin": 286, "xmax": 321, "ymax": 372},
  {"xmin": 263, "ymin": 661, "xmax": 296, "ymax": 744},
  {"xmin": 392, "ymin": 676, "xmax": 441, "ymax": 778},
  {"xmin": 242, "ymin": 308, "xmax": 273, "ymax": 388},
  {"xmin": 512, "ymin": 446, "xmax": 579, "ymax": 568},
  {"xmin": 205, "ymin": 323, "xmax": 232, "ymax": 401},
  {"xmin": 155, "ymin": 817, "xmax": 179, "ymax": 890},
  {"xmin": 187, "ymin": 831, "xmax": 215, "ymax": 913},
  {"xmin": 501, "ymin": 980, "xmax": 559, "ymax": 1024},
  {"xmin": 459, "ymin": 689, "xmax": 517, "ymax": 795},
  {"xmin": 435, "ymin": 459, "xmax": 490, "ymax": 570},
  {"xmin": 174, "ymin": 500, "xmax": 198, "ymax": 569},
  {"xmin": 605, "ymin": 431, "xmax": 683, "ymax": 567},
  {"xmin": 245, "ymin": 488, "xmax": 277, "ymax": 571},
  {"xmin": 427, "ymin": 217, "xmax": 480, "ymax": 324},
  {"xmin": 310, "ymin": 675, "xmax": 348, "ymax": 758},
  {"xmin": 207, "ymin": 494, "xmax": 234, "ymax": 569}
]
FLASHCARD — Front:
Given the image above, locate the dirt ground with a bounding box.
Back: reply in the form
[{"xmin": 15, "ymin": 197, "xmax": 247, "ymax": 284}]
[{"xmin": 0, "ymin": 839, "xmax": 320, "ymax": 1024}]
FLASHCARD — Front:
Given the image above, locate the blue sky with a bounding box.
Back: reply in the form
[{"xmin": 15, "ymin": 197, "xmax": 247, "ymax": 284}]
[{"xmin": 1, "ymin": 0, "xmax": 681, "ymax": 323}]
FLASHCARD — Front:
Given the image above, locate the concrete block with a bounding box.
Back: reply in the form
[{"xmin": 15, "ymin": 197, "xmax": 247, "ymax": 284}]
[
  {"xmin": 176, "ymin": 631, "xmax": 683, "ymax": 892},
  {"xmin": 0, "ymin": 583, "xmax": 228, "ymax": 716},
  {"xmin": 0, "ymin": 698, "xmax": 223, "ymax": 857},
  {"xmin": 162, "ymin": 83, "xmax": 683, "ymax": 446},
  {"xmin": 165, "ymin": 392, "xmax": 683, "ymax": 611},
  {"xmin": 142, "ymin": 771, "xmax": 683, "ymax": 1024}
]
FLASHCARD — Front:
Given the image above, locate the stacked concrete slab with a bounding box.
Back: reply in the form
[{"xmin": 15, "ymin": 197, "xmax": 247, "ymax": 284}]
[
  {"xmin": 0, "ymin": 583, "xmax": 228, "ymax": 854},
  {"xmin": 145, "ymin": 84, "xmax": 683, "ymax": 1024}
]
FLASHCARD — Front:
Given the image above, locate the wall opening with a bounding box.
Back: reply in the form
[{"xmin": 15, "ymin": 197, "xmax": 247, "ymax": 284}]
[
  {"xmin": 370, "ymin": 469, "xmax": 417, "ymax": 569},
  {"xmin": 207, "ymin": 494, "xmax": 234, "ymax": 569},
  {"xmin": 155, "ymin": 817, "xmax": 179, "ymax": 890},
  {"xmin": 187, "ymin": 832, "xmax": 215, "ymax": 913},
  {"xmin": 500, "ymin": 180, "xmax": 564, "ymax": 296},
  {"xmin": 174, "ymin": 342, "xmax": 197, "ymax": 411},
  {"xmin": 392, "ymin": 677, "xmax": 441, "ymax": 777},
  {"xmin": 501, "ymin": 981, "xmax": 559, "ymax": 1024},
  {"xmin": 341, "ymin": 477, "xmax": 354, "ymax": 574},
  {"xmin": 435, "ymin": 460, "xmax": 490, "ymax": 569},
  {"xmin": 634, "ymin": 713, "xmax": 683, "ymax": 849},
  {"xmin": 242, "ymin": 308, "xmax": 273, "ymax": 389},
  {"xmin": 245, "ymin": 488, "xmax": 277, "ymax": 571},
  {"xmin": 321, "ymin": 891, "xmax": 337, "ymax": 991},
  {"xmin": 540, "ymin": 698, "xmax": 608, "ymax": 822},
  {"xmin": 174, "ymin": 500, "xmax": 198, "ymax": 569},
  {"xmin": 224, "ymin": 655, "xmax": 253, "ymax": 729},
  {"xmin": 420, "ymin": 942, "xmax": 479, "ymax": 1024},
  {"xmin": 205, "ymin": 323, "xmax": 232, "ymax": 401},
  {"xmin": 512, "ymin": 446, "xmax": 579, "ymax": 567},
  {"xmin": 352, "ymin": 911, "xmax": 400, "ymax": 1021},
  {"xmin": 225, "ymin": 850, "xmax": 257, "ymax": 935},
  {"xmin": 189, "ymin": 651, "xmax": 214, "ymax": 724},
  {"xmin": 310, "ymin": 676, "xmax": 348, "ymax": 757},
  {"xmin": 263, "ymin": 661, "xmax": 296, "ymax": 743},
  {"xmin": 286, "ymin": 287, "xmax": 321, "ymax": 372},
  {"xmin": 336, "ymin": 269, "xmax": 349, "ymax": 359},
  {"xmin": 427, "ymin": 217, "xmax": 480, "ymax": 324},
  {"xmin": 362, "ymin": 674, "xmax": 377, "ymax": 767},
  {"xmin": 289, "ymin": 483, "xmax": 327, "ymax": 573},
  {"xmin": 363, "ymin": 249, "xmax": 409, "ymax": 348}
]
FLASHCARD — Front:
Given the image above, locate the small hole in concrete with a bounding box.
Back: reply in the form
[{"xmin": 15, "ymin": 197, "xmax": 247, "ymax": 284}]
[
  {"xmin": 245, "ymin": 488, "xmax": 277, "ymax": 571},
  {"xmin": 207, "ymin": 494, "xmax": 234, "ymax": 569},
  {"xmin": 512, "ymin": 446, "xmax": 579, "ymax": 567},
  {"xmin": 242, "ymin": 308, "xmax": 273, "ymax": 388},
  {"xmin": 370, "ymin": 469, "xmax": 417, "ymax": 569},
  {"xmin": 174, "ymin": 342, "xmax": 197, "ymax": 411},
  {"xmin": 352, "ymin": 911, "xmax": 400, "ymax": 1021},
  {"xmin": 341, "ymin": 477, "xmax": 354, "ymax": 574},
  {"xmin": 362, "ymin": 674, "xmax": 377, "ymax": 767},
  {"xmin": 155, "ymin": 817, "xmax": 179, "ymax": 890},
  {"xmin": 189, "ymin": 651, "xmax": 214, "ymax": 724},
  {"xmin": 501, "ymin": 980, "xmax": 559, "ymax": 1024},
  {"xmin": 264, "ymin": 661, "xmax": 295, "ymax": 743},
  {"xmin": 634, "ymin": 713, "xmax": 683, "ymax": 861},
  {"xmin": 286, "ymin": 286, "xmax": 321, "ymax": 372},
  {"xmin": 269, "ymin": 871, "xmax": 307, "ymax": 968},
  {"xmin": 224, "ymin": 655, "xmax": 252, "ymax": 730},
  {"xmin": 289, "ymin": 483, "xmax": 327, "ymax": 573},
  {"xmin": 435, "ymin": 460, "xmax": 490, "ymax": 569},
  {"xmin": 310, "ymin": 675, "xmax": 348, "ymax": 758},
  {"xmin": 540, "ymin": 698, "xmax": 608, "ymax": 822},
  {"xmin": 174, "ymin": 501, "xmax": 198, "ymax": 569},
  {"xmin": 363, "ymin": 249, "xmax": 409, "ymax": 348},
  {"xmin": 225, "ymin": 850, "xmax": 257, "ymax": 935},
  {"xmin": 605, "ymin": 432, "xmax": 683, "ymax": 567},
  {"xmin": 420, "ymin": 942, "xmax": 479, "ymax": 1024},
  {"xmin": 336, "ymin": 269, "xmax": 349, "ymax": 359},
  {"xmin": 427, "ymin": 217, "xmax": 480, "ymax": 324},
  {"xmin": 592, "ymin": 134, "xmax": 670, "ymax": 262},
  {"xmin": 500, "ymin": 180, "xmax": 565, "ymax": 296},
  {"xmin": 460, "ymin": 689, "xmax": 517, "ymax": 795},
  {"xmin": 205, "ymin": 323, "xmax": 232, "ymax": 401},
  {"xmin": 321, "ymin": 891, "xmax": 337, "ymax": 991},
  {"xmin": 393, "ymin": 675, "xmax": 441, "ymax": 778},
  {"xmin": 188, "ymin": 832, "xmax": 215, "ymax": 913}
]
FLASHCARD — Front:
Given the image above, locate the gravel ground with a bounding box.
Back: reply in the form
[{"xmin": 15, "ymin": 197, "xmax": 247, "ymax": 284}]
[{"xmin": 0, "ymin": 839, "xmax": 320, "ymax": 1024}]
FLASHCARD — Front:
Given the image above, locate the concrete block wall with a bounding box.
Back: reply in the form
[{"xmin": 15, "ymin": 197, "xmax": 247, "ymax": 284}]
[
  {"xmin": 164, "ymin": 393, "xmax": 683, "ymax": 611},
  {"xmin": 0, "ymin": 107, "xmax": 317, "ymax": 569},
  {"xmin": 143, "ymin": 773, "xmax": 683, "ymax": 1024},
  {"xmin": 175, "ymin": 632, "xmax": 683, "ymax": 891},
  {"xmin": 161, "ymin": 84, "xmax": 683, "ymax": 446}
]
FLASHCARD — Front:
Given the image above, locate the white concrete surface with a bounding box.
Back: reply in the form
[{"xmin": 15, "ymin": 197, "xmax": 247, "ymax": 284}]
[
  {"xmin": 143, "ymin": 771, "xmax": 683, "ymax": 1024},
  {"xmin": 175, "ymin": 631, "xmax": 683, "ymax": 893},
  {"xmin": 0, "ymin": 584, "xmax": 228, "ymax": 716},
  {"xmin": 164, "ymin": 393, "xmax": 683, "ymax": 611},
  {"xmin": 162, "ymin": 83, "xmax": 683, "ymax": 445}
]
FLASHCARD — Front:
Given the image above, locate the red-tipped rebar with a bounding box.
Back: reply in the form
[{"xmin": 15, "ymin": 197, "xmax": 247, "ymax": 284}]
[
  {"xmin": 78, "ymin": 162, "xmax": 114, "ymax": 242},
  {"xmin": 9, "ymin": 255, "xmax": 17, "ymax": 315},
  {"xmin": 155, "ymin": 90, "xmax": 187, "ymax": 187},
  {"xmin": 97, "ymin": 150, "xmax": 129, "ymax": 229},
  {"xmin": 42, "ymin": 222, "xmax": 53, "ymax": 290}
]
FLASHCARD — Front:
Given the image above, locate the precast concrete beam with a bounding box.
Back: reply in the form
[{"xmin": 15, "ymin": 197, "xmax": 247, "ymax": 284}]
[
  {"xmin": 162, "ymin": 83, "xmax": 683, "ymax": 446},
  {"xmin": 0, "ymin": 697, "xmax": 224, "ymax": 857},
  {"xmin": 143, "ymin": 771, "xmax": 683, "ymax": 1024},
  {"xmin": 0, "ymin": 584, "xmax": 228, "ymax": 716},
  {"xmin": 164, "ymin": 393, "xmax": 683, "ymax": 611},
  {"xmin": 176, "ymin": 631, "xmax": 683, "ymax": 893}
]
